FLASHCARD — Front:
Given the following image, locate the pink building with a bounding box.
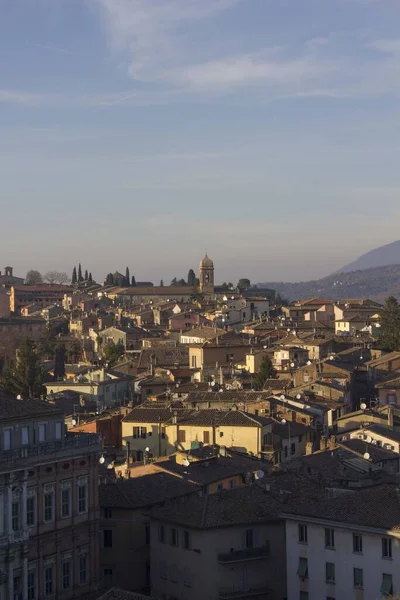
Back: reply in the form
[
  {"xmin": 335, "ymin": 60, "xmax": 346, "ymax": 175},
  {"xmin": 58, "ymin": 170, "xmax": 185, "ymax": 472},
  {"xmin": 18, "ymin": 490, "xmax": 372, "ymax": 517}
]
[{"xmin": 168, "ymin": 311, "xmax": 211, "ymax": 331}]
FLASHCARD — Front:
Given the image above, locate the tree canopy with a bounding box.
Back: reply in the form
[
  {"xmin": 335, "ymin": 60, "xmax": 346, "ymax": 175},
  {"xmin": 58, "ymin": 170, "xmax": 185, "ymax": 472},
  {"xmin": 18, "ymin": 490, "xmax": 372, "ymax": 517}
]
[
  {"xmin": 0, "ymin": 338, "xmax": 45, "ymax": 398},
  {"xmin": 253, "ymin": 355, "xmax": 275, "ymax": 390},
  {"xmin": 238, "ymin": 278, "xmax": 251, "ymax": 290},
  {"xmin": 25, "ymin": 270, "xmax": 43, "ymax": 285},
  {"xmin": 103, "ymin": 342, "xmax": 125, "ymax": 367},
  {"xmin": 378, "ymin": 296, "xmax": 400, "ymax": 352},
  {"xmin": 43, "ymin": 271, "xmax": 70, "ymax": 285},
  {"xmin": 187, "ymin": 269, "xmax": 196, "ymax": 286}
]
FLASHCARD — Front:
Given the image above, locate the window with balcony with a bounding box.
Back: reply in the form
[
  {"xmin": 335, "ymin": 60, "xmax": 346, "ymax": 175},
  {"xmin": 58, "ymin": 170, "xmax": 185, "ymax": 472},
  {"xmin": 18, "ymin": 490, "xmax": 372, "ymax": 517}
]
[
  {"xmin": 61, "ymin": 487, "xmax": 71, "ymax": 519},
  {"xmin": 55, "ymin": 422, "xmax": 62, "ymax": 440},
  {"xmin": 77, "ymin": 478, "xmax": 88, "ymax": 513},
  {"xmin": 325, "ymin": 562, "xmax": 335, "ymax": 584},
  {"xmin": 79, "ymin": 553, "xmax": 88, "ymax": 584},
  {"xmin": 3, "ymin": 428, "xmax": 11, "ymax": 451},
  {"xmin": 12, "ymin": 501, "xmax": 21, "ymax": 532},
  {"xmin": 381, "ymin": 573, "xmax": 393, "ymax": 596},
  {"xmin": 22, "ymin": 426, "xmax": 29, "ymax": 446},
  {"xmin": 382, "ymin": 538, "xmax": 392, "ymax": 559},
  {"xmin": 298, "ymin": 524, "xmax": 308, "ymax": 544},
  {"xmin": 325, "ymin": 528, "xmax": 335, "ymax": 549},
  {"xmin": 62, "ymin": 558, "xmax": 71, "ymax": 590},
  {"xmin": 27, "ymin": 496, "xmax": 36, "ymax": 527},
  {"xmin": 44, "ymin": 564, "xmax": 54, "ymax": 596},
  {"xmin": 354, "ymin": 567, "xmax": 363, "ymax": 589},
  {"xmin": 353, "ymin": 533, "xmax": 363, "ymax": 554},
  {"xmin": 39, "ymin": 424, "xmax": 47, "ymax": 443}
]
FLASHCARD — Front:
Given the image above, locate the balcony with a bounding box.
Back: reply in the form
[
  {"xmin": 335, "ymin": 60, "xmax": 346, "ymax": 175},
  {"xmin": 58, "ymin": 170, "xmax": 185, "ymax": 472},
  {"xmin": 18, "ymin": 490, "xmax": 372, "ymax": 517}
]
[
  {"xmin": 0, "ymin": 528, "xmax": 30, "ymax": 548},
  {"xmin": 219, "ymin": 584, "xmax": 271, "ymax": 599},
  {"xmin": 0, "ymin": 433, "xmax": 101, "ymax": 473},
  {"xmin": 218, "ymin": 544, "xmax": 270, "ymax": 564}
]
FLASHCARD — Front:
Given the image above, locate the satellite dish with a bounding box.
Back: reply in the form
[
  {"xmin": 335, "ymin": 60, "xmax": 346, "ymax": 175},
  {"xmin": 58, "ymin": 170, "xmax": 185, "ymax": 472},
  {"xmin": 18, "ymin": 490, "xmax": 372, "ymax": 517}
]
[
  {"xmin": 363, "ymin": 452, "xmax": 370, "ymax": 460},
  {"xmin": 145, "ymin": 447, "xmax": 150, "ymax": 453},
  {"xmin": 366, "ymin": 436, "xmax": 372, "ymax": 443},
  {"xmin": 71, "ymin": 419, "xmax": 77, "ymax": 426},
  {"xmin": 307, "ymin": 360, "xmax": 312, "ymax": 366},
  {"xmin": 211, "ymin": 381, "xmax": 216, "ymax": 387},
  {"xmin": 329, "ymin": 355, "xmax": 335, "ymax": 361},
  {"xmin": 99, "ymin": 455, "xmax": 105, "ymax": 465},
  {"xmin": 280, "ymin": 394, "xmax": 285, "ymax": 401},
  {"xmin": 183, "ymin": 458, "xmax": 190, "ymax": 467},
  {"xmin": 107, "ymin": 463, "xmax": 114, "ymax": 469},
  {"xmin": 296, "ymin": 394, "xmax": 301, "ymax": 400},
  {"xmin": 290, "ymin": 362, "xmax": 295, "ymax": 368},
  {"xmin": 360, "ymin": 403, "xmax": 367, "ymax": 410},
  {"xmin": 16, "ymin": 394, "xmax": 22, "ymax": 400},
  {"xmin": 281, "ymin": 418, "xmax": 287, "ymax": 425},
  {"xmin": 255, "ymin": 470, "xmax": 265, "ymax": 480}
]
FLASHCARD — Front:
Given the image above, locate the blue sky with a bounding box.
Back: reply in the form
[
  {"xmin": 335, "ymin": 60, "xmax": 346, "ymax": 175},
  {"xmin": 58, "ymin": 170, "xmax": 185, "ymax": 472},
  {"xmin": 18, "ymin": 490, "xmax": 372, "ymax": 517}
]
[{"xmin": 1, "ymin": 0, "xmax": 400, "ymax": 284}]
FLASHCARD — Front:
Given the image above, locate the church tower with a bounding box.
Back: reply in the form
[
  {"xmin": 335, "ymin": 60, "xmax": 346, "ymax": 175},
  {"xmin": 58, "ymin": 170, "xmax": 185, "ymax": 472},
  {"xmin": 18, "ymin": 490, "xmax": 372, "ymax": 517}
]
[{"xmin": 199, "ymin": 254, "xmax": 214, "ymax": 294}]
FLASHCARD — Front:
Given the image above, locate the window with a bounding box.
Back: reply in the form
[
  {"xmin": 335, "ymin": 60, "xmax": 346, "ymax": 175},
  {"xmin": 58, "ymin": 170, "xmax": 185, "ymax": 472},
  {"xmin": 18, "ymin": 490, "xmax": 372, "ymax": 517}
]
[
  {"xmin": 291, "ymin": 442, "xmax": 296, "ymax": 455},
  {"xmin": 104, "ymin": 568, "xmax": 113, "ymax": 588},
  {"xmin": 171, "ymin": 527, "xmax": 179, "ymax": 547},
  {"xmin": 3, "ymin": 428, "xmax": 11, "ymax": 451},
  {"xmin": 22, "ymin": 426, "xmax": 29, "ymax": 445},
  {"xmin": 44, "ymin": 488, "xmax": 54, "ymax": 523},
  {"xmin": 191, "ymin": 355, "xmax": 197, "ymax": 368},
  {"xmin": 104, "ymin": 508, "xmax": 112, "ymax": 519},
  {"xmin": 297, "ymin": 557, "xmax": 308, "ymax": 578},
  {"xmin": 217, "ymin": 483, "xmax": 223, "ymax": 492},
  {"xmin": 354, "ymin": 568, "xmax": 363, "ymax": 589},
  {"xmin": 183, "ymin": 530, "xmax": 191, "ymax": 550},
  {"xmin": 353, "ymin": 533, "xmax": 363, "ymax": 554},
  {"xmin": 326, "ymin": 562, "xmax": 335, "ymax": 584},
  {"xmin": 298, "ymin": 524, "xmax": 308, "ymax": 544},
  {"xmin": 62, "ymin": 559, "xmax": 71, "ymax": 590},
  {"xmin": 159, "ymin": 524, "xmax": 165, "ymax": 543},
  {"xmin": 230, "ymin": 479, "xmax": 236, "ymax": 489},
  {"xmin": 55, "ymin": 422, "xmax": 62, "ymax": 440},
  {"xmin": 145, "ymin": 524, "xmax": 150, "ymax": 545},
  {"xmin": 160, "ymin": 561, "xmax": 167, "ymax": 580},
  {"xmin": 245, "ymin": 529, "xmax": 254, "ymax": 549},
  {"xmin": 381, "ymin": 573, "xmax": 393, "ymax": 596},
  {"xmin": 27, "ymin": 571, "xmax": 36, "ymax": 600},
  {"xmin": 161, "ymin": 427, "xmax": 166, "ymax": 439},
  {"xmin": 44, "ymin": 564, "xmax": 54, "ymax": 596},
  {"xmin": 382, "ymin": 537, "xmax": 392, "ymax": 558},
  {"xmin": 300, "ymin": 591, "xmax": 309, "ymax": 600},
  {"xmin": 13, "ymin": 573, "xmax": 21, "ymax": 599},
  {"xmin": 203, "ymin": 431, "xmax": 210, "ymax": 444},
  {"xmin": 78, "ymin": 479, "xmax": 88, "ymax": 513},
  {"xmin": 325, "ymin": 528, "xmax": 335, "ymax": 549},
  {"xmin": 79, "ymin": 553, "xmax": 88, "ymax": 584},
  {"xmin": 183, "ymin": 567, "xmax": 193, "ymax": 588},
  {"xmin": 61, "ymin": 488, "xmax": 71, "ymax": 518},
  {"xmin": 12, "ymin": 501, "xmax": 20, "ymax": 531},
  {"xmin": 39, "ymin": 424, "xmax": 47, "ymax": 443},
  {"xmin": 103, "ymin": 530, "xmax": 113, "ymax": 548},
  {"xmin": 27, "ymin": 496, "xmax": 35, "ymax": 527},
  {"xmin": 178, "ymin": 430, "xmax": 186, "ymax": 443}
]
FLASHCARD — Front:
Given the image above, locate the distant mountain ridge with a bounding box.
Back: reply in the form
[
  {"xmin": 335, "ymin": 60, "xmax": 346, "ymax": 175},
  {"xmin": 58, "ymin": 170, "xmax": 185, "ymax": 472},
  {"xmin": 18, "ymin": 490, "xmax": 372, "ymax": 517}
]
[
  {"xmin": 259, "ymin": 264, "xmax": 400, "ymax": 302},
  {"xmin": 338, "ymin": 240, "xmax": 400, "ymax": 273}
]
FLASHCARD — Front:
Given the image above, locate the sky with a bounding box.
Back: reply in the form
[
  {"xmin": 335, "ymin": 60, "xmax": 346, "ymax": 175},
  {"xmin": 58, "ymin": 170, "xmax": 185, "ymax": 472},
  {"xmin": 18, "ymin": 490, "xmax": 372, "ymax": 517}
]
[{"xmin": 1, "ymin": 0, "xmax": 400, "ymax": 284}]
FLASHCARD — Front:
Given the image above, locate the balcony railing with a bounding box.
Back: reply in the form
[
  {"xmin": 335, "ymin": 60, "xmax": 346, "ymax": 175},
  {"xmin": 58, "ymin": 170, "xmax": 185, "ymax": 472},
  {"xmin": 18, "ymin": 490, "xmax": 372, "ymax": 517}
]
[
  {"xmin": 0, "ymin": 433, "xmax": 101, "ymax": 472},
  {"xmin": 219, "ymin": 584, "xmax": 271, "ymax": 599},
  {"xmin": 218, "ymin": 544, "xmax": 270, "ymax": 564},
  {"xmin": 0, "ymin": 528, "xmax": 29, "ymax": 548}
]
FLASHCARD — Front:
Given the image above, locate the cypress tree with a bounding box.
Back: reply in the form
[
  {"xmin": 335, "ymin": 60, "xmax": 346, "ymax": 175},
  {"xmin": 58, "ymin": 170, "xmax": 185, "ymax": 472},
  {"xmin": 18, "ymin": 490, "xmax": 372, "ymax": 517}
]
[
  {"xmin": 125, "ymin": 267, "xmax": 130, "ymax": 286},
  {"xmin": 78, "ymin": 263, "xmax": 83, "ymax": 282},
  {"xmin": 72, "ymin": 266, "xmax": 77, "ymax": 284},
  {"xmin": 84, "ymin": 269, "xmax": 88, "ymax": 281},
  {"xmin": 131, "ymin": 275, "xmax": 136, "ymax": 287},
  {"xmin": 88, "ymin": 272, "xmax": 93, "ymax": 283},
  {"xmin": 187, "ymin": 269, "xmax": 196, "ymax": 286}
]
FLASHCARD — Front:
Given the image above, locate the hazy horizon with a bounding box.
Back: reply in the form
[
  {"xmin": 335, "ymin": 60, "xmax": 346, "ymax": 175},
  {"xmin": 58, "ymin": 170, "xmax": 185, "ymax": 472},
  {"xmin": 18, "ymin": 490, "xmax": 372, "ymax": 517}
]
[{"xmin": 2, "ymin": 0, "xmax": 400, "ymax": 282}]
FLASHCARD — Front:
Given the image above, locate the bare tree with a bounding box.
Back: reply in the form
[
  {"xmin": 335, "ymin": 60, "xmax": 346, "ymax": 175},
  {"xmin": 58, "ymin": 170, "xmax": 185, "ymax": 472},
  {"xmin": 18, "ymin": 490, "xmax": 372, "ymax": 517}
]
[
  {"xmin": 43, "ymin": 271, "xmax": 70, "ymax": 285},
  {"xmin": 25, "ymin": 270, "xmax": 43, "ymax": 285}
]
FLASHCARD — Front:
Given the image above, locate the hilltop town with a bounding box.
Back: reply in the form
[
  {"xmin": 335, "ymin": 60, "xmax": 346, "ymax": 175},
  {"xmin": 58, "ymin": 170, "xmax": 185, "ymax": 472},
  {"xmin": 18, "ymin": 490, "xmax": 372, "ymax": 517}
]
[{"xmin": 0, "ymin": 256, "xmax": 399, "ymax": 600}]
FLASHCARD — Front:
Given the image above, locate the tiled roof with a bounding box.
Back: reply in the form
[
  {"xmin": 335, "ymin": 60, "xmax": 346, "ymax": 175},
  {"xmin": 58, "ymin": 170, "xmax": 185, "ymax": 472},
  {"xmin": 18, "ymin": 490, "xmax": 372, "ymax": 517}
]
[
  {"xmin": 138, "ymin": 347, "xmax": 189, "ymax": 370},
  {"xmin": 339, "ymin": 439, "xmax": 398, "ymax": 463},
  {"xmin": 283, "ymin": 485, "xmax": 400, "ymax": 531},
  {"xmin": 122, "ymin": 407, "xmax": 181, "ymax": 423},
  {"xmin": 366, "ymin": 424, "xmax": 400, "ymax": 443},
  {"xmin": 170, "ymin": 409, "xmax": 271, "ymax": 428},
  {"xmin": 183, "ymin": 391, "xmax": 273, "ymax": 404},
  {"xmin": 0, "ymin": 393, "xmax": 63, "ymax": 420},
  {"xmin": 96, "ymin": 588, "xmax": 155, "ymax": 600},
  {"xmin": 99, "ymin": 472, "xmax": 198, "ymax": 509}
]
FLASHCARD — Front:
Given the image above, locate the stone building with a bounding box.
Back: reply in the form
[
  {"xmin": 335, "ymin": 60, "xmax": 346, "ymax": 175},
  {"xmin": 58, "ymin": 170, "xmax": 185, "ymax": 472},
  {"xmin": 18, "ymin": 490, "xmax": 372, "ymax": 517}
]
[{"xmin": 0, "ymin": 392, "xmax": 101, "ymax": 599}]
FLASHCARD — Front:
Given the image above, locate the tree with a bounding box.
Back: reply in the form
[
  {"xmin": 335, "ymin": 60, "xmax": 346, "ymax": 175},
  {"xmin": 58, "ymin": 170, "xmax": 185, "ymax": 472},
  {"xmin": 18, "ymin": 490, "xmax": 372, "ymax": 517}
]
[
  {"xmin": 84, "ymin": 269, "xmax": 88, "ymax": 281},
  {"xmin": 78, "ymin": 263, "xmax": 83, "ymax": 282},
  {"xmin": 53, "ymin": 347, "xmax": 66, "ymax": 380},
  {"xmin": 253, "ymin": 356, "xmax": 275, "ymax": 390},
  {"xmin": 0, "ymin": 337, "xmax": 45, "ymax": 398},
  {"xmin": 38, "ymin": 328, "xmax": 57, "ymax": 359},
  {"xmin": 131, "ymin": 275, "xmax": 136, "ymax": 287},
  {"xmin": 170, "ymin": 277, "xmax": 178, "ymax": 286},
  {"xmin": 103, "ymin": 342, "xmax": 125, "ymax": 367},
  {"xmin": 160, "ymin": 279, "xmax": 164, "ymax": 287},
  {"xmin": 88, "ymin": 272, "xmax": 93, "ymax": 283},
  {"xmin": 187, "ymin": 269, "xmax": 196, "ymax": 286},
  {"xmin": 238, "ymin": 278, "xmax": 251, "ymax": 290},
  {"xmin": 378, "ymin": 296, "xmax": 400, "ymax": 352},
  {"xmin": 25, "ymin": 270, "xmax": 43, "ymax": 285},
  {"xmin": 178, "ymin": 278, "xmax": 186, "ymax": 286},
  {"xmin": 43, "ymin": 271, "xmax": 70, "ymax": 285},
  {"xmin": 105, "ymin": 273, "xmax": 114, "ymax": 285},
  {"xmin": 72, "ymin": 266, "xmax": 77, "ymax": 284},
  {"xmin": 125, "ymin": 267, "xmax": 130, "ymax": 287}
]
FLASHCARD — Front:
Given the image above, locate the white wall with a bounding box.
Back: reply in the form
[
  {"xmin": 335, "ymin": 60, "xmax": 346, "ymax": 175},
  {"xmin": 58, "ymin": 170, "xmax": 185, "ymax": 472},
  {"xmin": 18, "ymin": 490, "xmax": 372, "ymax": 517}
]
[{"xmin": 286, "ymin": 519, "xmax": 400, "ymax": 600}]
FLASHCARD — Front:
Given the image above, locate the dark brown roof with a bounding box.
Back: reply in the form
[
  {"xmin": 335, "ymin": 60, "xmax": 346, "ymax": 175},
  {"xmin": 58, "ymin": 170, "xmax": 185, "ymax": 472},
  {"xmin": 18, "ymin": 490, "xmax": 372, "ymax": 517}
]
[
  {"xmin": 99, "ymin": 472, "xmax": 198, "ymax": 510},
  {"xmin": 138, "ymin": 347, "xmax": 189, "ymax": 370},
  {"xmin": 283, "ymin": 485, "xmax": 400, "ymax": 531},
  {"xmin": 0, "ymin": 393, "xmax": 63, "ymax": 421},
  {"xmin": 339, "ymin": 439, "xmax": 398, "ymax": 463},
  {"xmin": 122, "ymin": 407, "xmax": 180, "ymax": 423}
]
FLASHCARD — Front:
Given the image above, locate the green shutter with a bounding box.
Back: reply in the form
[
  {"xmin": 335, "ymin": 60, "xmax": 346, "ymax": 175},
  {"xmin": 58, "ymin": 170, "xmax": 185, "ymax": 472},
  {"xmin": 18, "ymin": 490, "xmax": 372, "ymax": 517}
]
[
  {"xmin": 297, "ymin": 557, "xmax": 308, "ymax": 578},
  {"xmin": 381, "ymin": 573, "xmax": 393, "ymax": 595}
]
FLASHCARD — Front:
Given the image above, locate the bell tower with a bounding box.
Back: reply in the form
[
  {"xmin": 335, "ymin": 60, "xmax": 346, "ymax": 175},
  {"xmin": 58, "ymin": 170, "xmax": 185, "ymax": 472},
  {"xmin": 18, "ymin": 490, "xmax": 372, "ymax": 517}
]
[{"xmin": 199, "ymin": 254, "xmax": 214, "ymax": 294}]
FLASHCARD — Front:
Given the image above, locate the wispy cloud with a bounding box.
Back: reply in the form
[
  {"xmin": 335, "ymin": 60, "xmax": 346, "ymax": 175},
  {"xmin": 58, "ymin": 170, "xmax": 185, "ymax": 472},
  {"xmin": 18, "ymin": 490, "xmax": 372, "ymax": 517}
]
[{"xmin": 0, "ymin": 89, "xmax": 45, "ymax": 106}]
